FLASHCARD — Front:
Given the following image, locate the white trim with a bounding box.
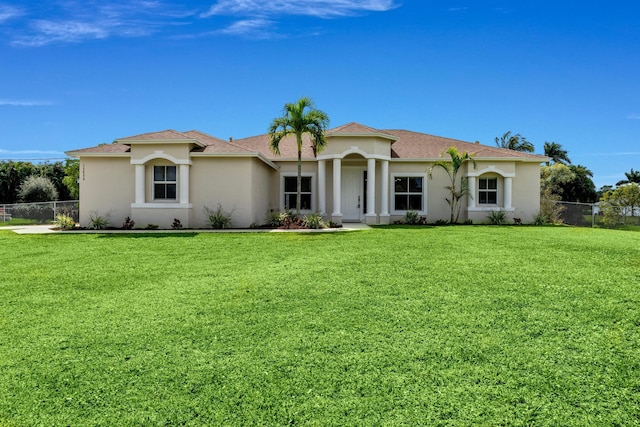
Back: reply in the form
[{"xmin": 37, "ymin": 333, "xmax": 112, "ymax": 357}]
[
  {"xmin": 317, "ymin": 147, "xmax": 391, "ymax": 161},
  {"xmin": 390, "ymin": 173, "xmax": 428, "ymax": 215},
  {"xmin": 131, "ymin": 151, "xmax": 191, "ymax": 166},
  {"xmin": 279, "ymin": 172, "xmax": 317, "ymax": 213},
  {"xmin": 468, "ymin": 207, "xmax": 516, "ymax": 212},
  {"xmin": 467, "ymin": 166, "xmax": 515, "ymax": 178},
  {"xmin": 191, "ymin": 152, "xmax": 279, "ymax": 170},
  {"xmin": 131, "ymin": 203, "xmax": 192, "ymax": 209}
]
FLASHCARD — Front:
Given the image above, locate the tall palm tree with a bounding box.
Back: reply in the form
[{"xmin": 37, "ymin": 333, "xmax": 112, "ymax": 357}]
[
  {"xmin": 495, "ymin": 131, "xmax": 534, "ymax": 152},
  {"xmin": 616, "ymin": 168, "xmax": 640, "ymax": 186},
  {"xmin": 269, "ymin": 97, "xmax": 329, "ymax": 214},
  {"xmin": 429, "ymin": 146, "xmax": 476, "ymax": 223},
  {"xmin": 543, "ymin": 141, "xmax": 571, "ymax": 165}
]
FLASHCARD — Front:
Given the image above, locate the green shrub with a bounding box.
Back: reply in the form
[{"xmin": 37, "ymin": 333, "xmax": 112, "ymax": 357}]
[
  {"xmin": 302, "ymin": 213, "xmax": 325, "ymax": 229},
  {"xmin": 18, "ymin": 176, "xmax": 59, "ymax": 202},
  {"xmin": 532, "ymin": 211, "xmax": 547, "ymax": 225},
  {"xmin": 204, "ymin": 204, "xmax": 233, "ymax": 229},
  {"xmin": 88, "ymin": 210, "xmax": 111, "ymax": 230},
  {"xmin": 434, "ymin": 219, "xmax": 449, "ymax": 226},
  {"xmin": 487, "ymin": 209, "xmax": 507, "ymax": 225},
  {"xmin": 145, "ymin": 224, "xmax": 159, "ymax": 230},
  {"xmin": 405, "ymin": 210, "xmax": 420, "ymax": 225},
  {"xmin": 171, "ymin": 218, "xmax": 183, "ymax": 230},
  {"xmin": 53, "ymin": 214, "xmax": 75, "ymax": 230}
]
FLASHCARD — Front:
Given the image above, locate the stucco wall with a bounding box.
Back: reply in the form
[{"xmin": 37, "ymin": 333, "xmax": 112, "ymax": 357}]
[{"xmin": 79, "ymin": 157, "xmax": 134, "ymax": 227}]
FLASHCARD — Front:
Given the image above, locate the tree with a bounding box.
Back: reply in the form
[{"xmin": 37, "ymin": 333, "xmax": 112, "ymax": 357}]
[
  {"xmin": 62, "ymin": 159, "xmax": 80, "ymax": 199},
  {"xmin": 495, "ymin": 131, "xmax": 534, "ymax": 152},
  {"xmin": 616, "ymin": 168, "xmax": 640, "ymax": 186},
  {"xmin": 269, "ymin": 97, "xmax": 329, "ymax": 214},
  {"xmin": 429, "ymin": 146, "xmax": 476, "ymax": 223},
  {"xmin": 0, "ymin": 161, "xmax": 36, "ymax": 203},
  {"xmin": 600, "ymin": 183, "xmax": 640, "ymax": 225},
  {"xmin": 559, "ymin": 165, "xmax": 597, "ymax": 203},
  {"xmin": 540, "ymin": 163, "xmax": 574, "ymax": 223},
  {"xmin": 18, "ymin": 176, "xmax": 58, "ymax": 202},
  {"xmin": 543, "ymin": 141, "xmax": 571, "ymax": 165}
]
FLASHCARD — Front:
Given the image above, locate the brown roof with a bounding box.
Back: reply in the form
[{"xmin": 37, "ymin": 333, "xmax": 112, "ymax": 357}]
[
  {"xmin": 116, "ymin": 129, "xmax": 197, "ymax": 142},
  {"xmin": 67, "ymin": 123, "xmax": 547, "ymax": 161}
]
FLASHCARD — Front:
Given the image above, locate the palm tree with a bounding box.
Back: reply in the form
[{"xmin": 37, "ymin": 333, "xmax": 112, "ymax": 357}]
[
  {"xmin": 495, "ymin": 131, "xmax": 534, "ymax": 152},
  {"xmin": 429, "ymin": 146, "xmax": 476, "ymax": 223},
  {"xmin": 269, "ymin": 97, "xmax": 329, "ymax": 214},
  {"xmin": 616, "ymin": 168, "xmax": 640, "ymax": 186},
  {"xmin": 543, "ymin": 141, "xmax": 571, "ymax": 165}
]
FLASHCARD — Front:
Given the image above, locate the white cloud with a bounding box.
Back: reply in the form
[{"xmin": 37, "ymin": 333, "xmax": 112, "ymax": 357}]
[
  {"xmin": 0, "ymin": 99, "xmax": 53, "ymax": 106},
  {"xmin": 628, "ymin": 113, "xmax": 640, "ymax": 120},
  {"xmin": 0, "ymin": 4, "xmax": 23, "ymax": 23},
  {"xmin": 8, "ymin": 1, "xmax": 195, "ymax": 47},
  {"xmin": 0, "ymin": 148, "xmax": 66, "ymax": 156},
  {"xmin": 448, "ymin": 7, "xmax": 468, "ymax": 12},
  {"xmin": 201, "ymin": 0, "xmax": 400, "ymax": 18},
  {"xmin": 218, "ymin": 19, "xmax": 277, "ymax": 38}
]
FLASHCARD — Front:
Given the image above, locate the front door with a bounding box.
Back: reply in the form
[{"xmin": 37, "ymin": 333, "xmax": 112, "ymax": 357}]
[{"xmin": 342, "ymin": 167, "xmax": 364, "ymax": 221}]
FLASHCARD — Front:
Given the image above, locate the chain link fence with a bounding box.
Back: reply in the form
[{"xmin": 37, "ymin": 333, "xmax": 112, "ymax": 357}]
[
  {"xmin": 553, "ymin": 200, "xmax": 640, "ymax": 227},
  {"xmin": 0, "ymin": 200, "xmax": 79, "ymax": 224}
]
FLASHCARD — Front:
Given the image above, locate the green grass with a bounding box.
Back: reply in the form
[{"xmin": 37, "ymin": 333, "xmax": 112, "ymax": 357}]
[
  {"xmin": 1, "ymin": 227, "xmax": 639, "ymax": 425},
  {"xmin": 0, "ymin": 217, "xmax": 41, "ymax": 226}
]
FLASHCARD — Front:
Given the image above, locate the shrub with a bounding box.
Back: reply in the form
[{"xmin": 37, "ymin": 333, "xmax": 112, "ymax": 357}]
[
  {"xmin": 405, "ymin": 210, "xmax": 420, "ymax": 225},
  {"xmin": 171, "ymin": 218, "xmax": 183, "ymax": 230},
  {"xmin": 302, "ymin": 213, "xmax": 325, "ymax": 229},
  {"xmin": 18, "ymin": 176, "xmax": 58, "ymax": 202},
  {"xmin": 145, "ymin": 224, "xmax": 159, "ymax": 230},
  {"xmin": 11, "ymin": 203, "xmax": 53, "ymax": 223},
  {"xmin": 122, "ymin": 217, "xmax": 135, "ymax": 230},
  {"xmin": 88, "ymin": 210, "xmax": 111, "ymax": 230},
  {"xmin": 487, "ymin": 209, "xmax": 508, "ymax": 225},
  {"xmin": 434, "ymin": 219, "xmax": 449, "ymax": 226},
  {"xmin": 204, "ymin": 204, "xmax": 233, "ymax": 229},
  {"xmin": 53, "ymin": 214, "xmax": 75, "ymax": 230}
]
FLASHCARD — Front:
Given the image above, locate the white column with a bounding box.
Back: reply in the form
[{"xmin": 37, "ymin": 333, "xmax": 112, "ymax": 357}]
[
  {"xmin": 504, "ymin": 177, "xmax": 512, "ymax": 209},
  {"xmin": 366, "ymin": 158, "xmax": 376, "ymax": 223},
  {"xmin": 179, "ymin": 164, "xmax": 190, "ymax": 205},
  {"xmin": 467, "ymin": 176, "xmax": 476, "ymax": 209},
  {"xmin": 135, "ymin": 164, "xmax": 145, "ymax": 204},
  {"xmin": 380, "ymin": 160, "xmax": 389, "ymax": 215},
  {"xmin": 318, "ymin": 160, "xmax": 326, "ymax": 215},
  {"xmin": 332, "ymin": 158, "xmax": 341, "ymax": 216}
]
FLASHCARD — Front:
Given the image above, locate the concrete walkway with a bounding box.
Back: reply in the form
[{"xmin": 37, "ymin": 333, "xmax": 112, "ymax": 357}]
[{"xmin": 1, "ymin": 223, "xmax": 371, "ymax": 235}]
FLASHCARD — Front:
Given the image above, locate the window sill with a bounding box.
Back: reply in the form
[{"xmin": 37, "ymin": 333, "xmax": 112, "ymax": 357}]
[
  {"xmin": 131, "ymin": 203, "xmax": 192, "ymax": 209},
  {"xmin": 468, "ymin": 207, "xmax": 515, "ymax": 212}
]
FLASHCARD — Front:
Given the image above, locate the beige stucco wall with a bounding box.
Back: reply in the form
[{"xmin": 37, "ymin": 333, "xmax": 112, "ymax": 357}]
[
  {"xmin": 323, "ymin": 136, "xmax": 392, "ymax": 158},
  {"xmin": 130, "ymin": 144, "xmax": 192, "ymax": 163},
  {"xmin": 510, "ymin": 162, "xmax": 541, "ymax": 222},
  {"xmin": 79, "ymin": 157, "xmax": 134, "ymax": 227}
]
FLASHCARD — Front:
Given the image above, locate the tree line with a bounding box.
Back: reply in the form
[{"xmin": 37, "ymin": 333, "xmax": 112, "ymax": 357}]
[{"xmin": 0, "ymin": 159, "xmax": 79, "ymax": 204}]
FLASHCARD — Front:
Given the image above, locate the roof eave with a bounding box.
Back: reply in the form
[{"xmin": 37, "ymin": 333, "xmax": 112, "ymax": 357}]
[{"xmin": 191, "ymin": 152, "xmax": 279, "ymax": 170}]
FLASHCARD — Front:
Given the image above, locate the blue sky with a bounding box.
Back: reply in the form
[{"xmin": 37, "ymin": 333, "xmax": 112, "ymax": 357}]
[{"xmin": 0, "ymin": 0, "xmax": 638, "ymax": 188}]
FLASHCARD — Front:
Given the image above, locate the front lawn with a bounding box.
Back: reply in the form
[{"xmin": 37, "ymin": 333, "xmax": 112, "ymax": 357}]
[{"xmin": 1, "ymin": 227, "xmax": 639, "ymax": 425}]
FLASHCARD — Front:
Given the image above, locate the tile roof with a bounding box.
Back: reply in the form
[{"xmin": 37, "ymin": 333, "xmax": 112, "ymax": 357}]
[{"xmin": 67, "ymin": 123, "xmax": 547, "ymax": 162}]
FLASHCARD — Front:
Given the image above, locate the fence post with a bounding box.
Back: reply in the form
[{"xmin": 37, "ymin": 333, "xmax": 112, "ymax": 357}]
[{"xmin": 1, "ymin": 204, "xmax": 5, "ymax": 223}]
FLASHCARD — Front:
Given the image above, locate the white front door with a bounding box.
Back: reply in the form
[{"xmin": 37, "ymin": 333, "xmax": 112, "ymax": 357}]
[{"xmin": 342, "ymin": 167, "xmax": 364, "ymax": 221}]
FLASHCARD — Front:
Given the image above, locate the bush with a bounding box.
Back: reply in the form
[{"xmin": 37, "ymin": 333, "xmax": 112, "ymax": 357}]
[
  {"xmin": 122, "ymin": 217, "xmax": 135, "ymax": 230},
  {"xmin": 11, "ymin": 203, "xmax": 53, "ymax": 223},
  {"xmin": 434, "ymin": 219, "xmax": 449, "ymax": 226},
  {"xmin": 487, "ymin": 209, "xmax": 507, "ymax": 225},
  {"xmin": 302, "ymin": 213, "xmax": 325, "ymax": 229},
  {"xmin": 88, "ymin": 210, "xmax": 111, "ymax": 230},
  {"xmin": 18, "ymin": 176, "xmax": 58, "ymax": 202},
  {"xmin": 53, "ymin": 214, "xmax": 75, "ymax": 230},
  {"xmin": 145, "ymin": 224, "xmax": 159, "ymax": 230},
  {"xmin": 204, "ymin": 204, "xmax": 233, "ymax": 229},
  {"xmin": 405, "ymin": 210, "xmax": 420, "ymax": 225},
  {"xmin": 171, "ymin": 218, "xmax": 183, "ymax": 230}
]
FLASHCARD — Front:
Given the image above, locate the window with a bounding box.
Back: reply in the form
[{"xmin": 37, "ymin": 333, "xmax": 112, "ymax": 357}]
[
  {"xmin": 154, "ymin": 165, "xmax": 177, "ymax": 200},
  {"xmin": 479, "ymin": 177, "xmax": 497, "ymax": 204},
  {"xmin": 394, "ymin": 176, "xmax": 423, "ymax": 211},
  {"xmin": 284, "ymin": 176, "xmax": 312, "ymax": 210}
]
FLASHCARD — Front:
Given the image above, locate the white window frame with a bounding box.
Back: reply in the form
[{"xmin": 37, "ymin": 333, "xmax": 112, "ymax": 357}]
[
  {"xmin": 478, "ymin": 177, "xmax": 498, "ymax": 205},
  {"xmin": 391, "ymin": 173, "xmax": 427, "ymax": 215},
  {"xmin": 153, "ymin": 165, "xmax": 177, "ymax": 201},
  {"xmin": 280, "ymin": 172, "xmax": 316, "ymax": 213}
]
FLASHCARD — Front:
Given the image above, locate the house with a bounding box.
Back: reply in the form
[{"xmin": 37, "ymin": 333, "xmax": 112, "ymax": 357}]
[{"xmin": 65, "ymin": 122, "xmax": 548, "ymax": 228}]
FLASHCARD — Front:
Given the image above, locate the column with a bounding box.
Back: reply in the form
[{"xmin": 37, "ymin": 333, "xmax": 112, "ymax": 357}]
[
  {"xmin": 504, "ymin": 177, "xmax": 512, "ymax": 209},
  {"xmin": 332, "ymin": 158, "xmax": 342, "ymax": 223},
  {"xmin": 135, "ymin": 164, "xmax": 145, "ymax": 204},
  {"xmin": 380, "ymin": 160, "xmax": 390, "ymax": 224},
  {"xmin": 179, "ymin": 164, "xmax": 190, "ymax": 205},
  {"xmin": 318, "ymin": 160, "xmax": 326, "ymax": 215},
  {"xmin": 366, "ymin": 158, "xmax": 376, "ymax": 224},
  {"xmin": 467, "ymin": 176, "xmax": 476, "ymax": 209}
]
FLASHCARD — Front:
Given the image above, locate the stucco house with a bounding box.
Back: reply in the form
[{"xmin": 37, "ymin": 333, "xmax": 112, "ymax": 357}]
[{"xmin": 66, "ymin": 122, "xmax": 548, "ymax": 228}]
